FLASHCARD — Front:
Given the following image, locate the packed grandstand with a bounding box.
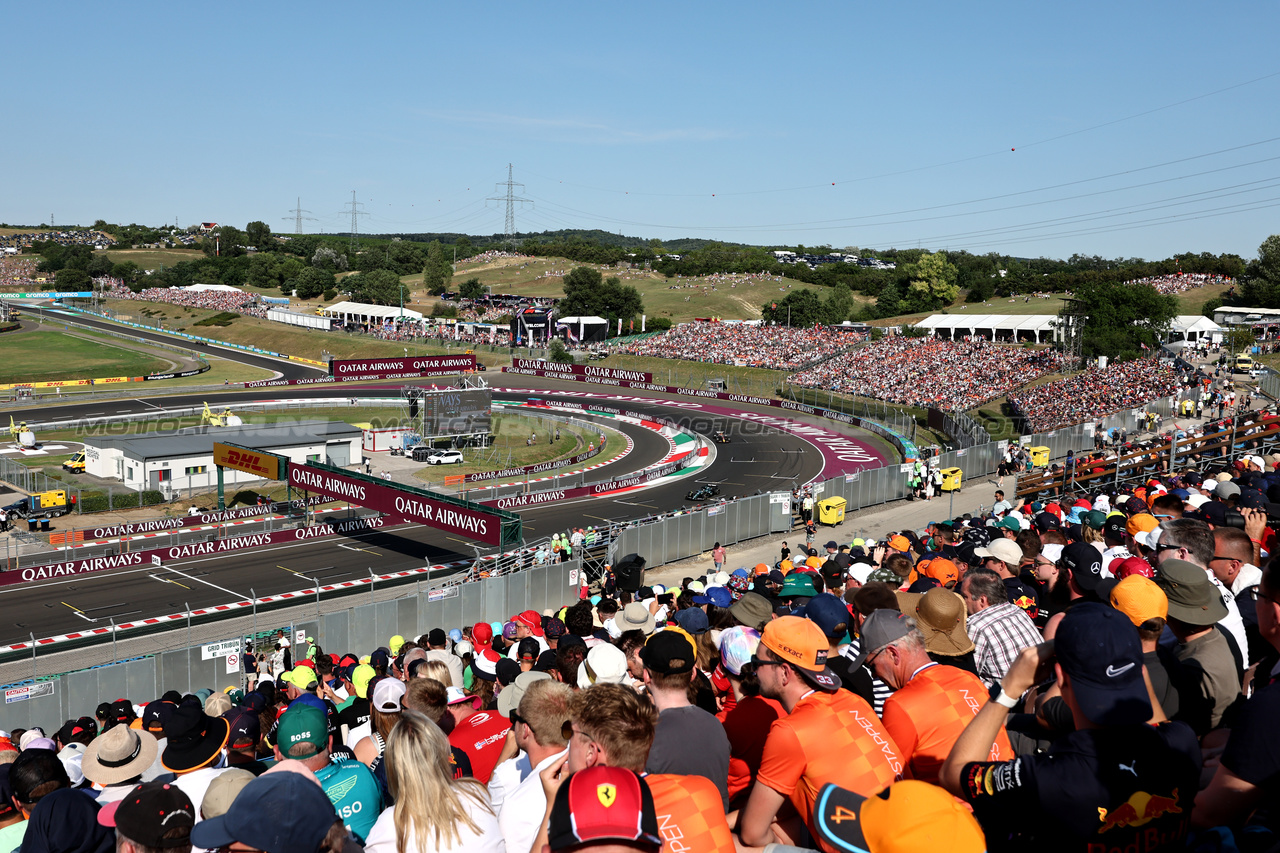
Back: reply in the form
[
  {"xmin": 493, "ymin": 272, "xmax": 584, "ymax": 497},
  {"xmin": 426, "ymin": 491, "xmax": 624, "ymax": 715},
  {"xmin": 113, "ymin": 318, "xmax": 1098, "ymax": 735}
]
[
  {"xmin": 614, "ymin": 321, "xmax": 863, "ymax": 369},
  {"xmin": 788, "ymin": 338, "xmax": 1068, "ymax": 412}
]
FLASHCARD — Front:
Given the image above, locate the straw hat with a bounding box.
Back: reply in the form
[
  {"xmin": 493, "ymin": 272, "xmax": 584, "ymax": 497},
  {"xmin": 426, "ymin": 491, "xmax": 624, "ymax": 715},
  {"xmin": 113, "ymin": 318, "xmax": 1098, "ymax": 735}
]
[
  {"xmin": 896, "ymin": 588, "xmax": 974, "ymax": 656},
  {"xmin": 82, "ymin": 724, "xmax": 158, "ymax": 787}
]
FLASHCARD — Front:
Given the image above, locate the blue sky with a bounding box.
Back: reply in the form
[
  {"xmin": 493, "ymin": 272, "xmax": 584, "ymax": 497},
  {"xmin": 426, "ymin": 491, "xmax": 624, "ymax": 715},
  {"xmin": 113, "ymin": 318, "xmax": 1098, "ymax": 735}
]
[{"xmin": 8, "ymin": 1, "xmax": 1280, "ymax": 260}]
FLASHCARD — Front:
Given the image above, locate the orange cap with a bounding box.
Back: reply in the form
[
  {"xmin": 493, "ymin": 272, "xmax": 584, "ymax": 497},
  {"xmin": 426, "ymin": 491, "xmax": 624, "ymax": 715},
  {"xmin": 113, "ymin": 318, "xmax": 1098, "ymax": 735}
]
[
  {"xmin": 888, "ymin": 535, "xmax": 911, "ymax": 552},
  {"xmin": 922, "ymin": 557, "xmax": 959, "ymax": 586},
  {"xmin": 780, "ymin": 559, "xmax": 794, "ymax": 575},
  {"xmin": 1110, "ymin": 575, "xmax": 1168, "ymax": 626},
  {"xmin": 754, "ymin": 563, "xmax": 769, "ymax": 575},
  {"xmin": 760, "ymin": 616, "xmax": 839, "ymax": 690},
  {"xmin": 860, "ymin": 780, "xmax": 986, "ymax": 853},
  {"xmin": 1125, "ymin": 513, "xmax": 1159, "ymax": 536}
]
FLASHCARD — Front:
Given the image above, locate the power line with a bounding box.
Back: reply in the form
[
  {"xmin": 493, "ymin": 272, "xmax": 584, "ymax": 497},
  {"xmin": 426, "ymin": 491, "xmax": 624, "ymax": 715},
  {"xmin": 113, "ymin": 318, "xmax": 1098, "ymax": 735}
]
[
  {"xmin": 283, "ymin": 197, "xmax": 318, "ymax": 234},
  {"xmin": 487, "ymin": 164, "xmax": 533, "ymax": 239}
]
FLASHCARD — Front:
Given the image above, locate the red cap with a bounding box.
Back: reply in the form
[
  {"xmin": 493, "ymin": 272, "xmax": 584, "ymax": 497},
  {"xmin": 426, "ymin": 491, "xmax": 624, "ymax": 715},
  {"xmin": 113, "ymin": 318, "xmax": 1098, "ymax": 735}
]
[
  {"xmin": 472, "ymin": 622, "xmax": 493, "ymax": 648},
  {"xmin": 514, "ymin": 610, "xmax": 544, "ymax": 637},
  {"xmin": 1110, "ymin": 556, "xmax": 1154, "ymax": 580},
  {"xmin": 294, "ymin": 658, "xmax": 316, "ymax": 670},
  {"xmin": 547, "ymin": 766, "xmax": 662, "ymax": 852}
]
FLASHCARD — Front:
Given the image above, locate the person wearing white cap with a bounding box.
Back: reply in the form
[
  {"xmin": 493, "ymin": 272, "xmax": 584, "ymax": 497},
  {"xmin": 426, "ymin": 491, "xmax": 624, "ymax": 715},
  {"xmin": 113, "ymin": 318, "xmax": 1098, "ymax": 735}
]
[
  {"xmin": 577, "ymin": 644, "xmax": 629, "ymax": 689},
  {"xmin": 846, "ymin": 562, "xmax": 874, "ymax": 589}
]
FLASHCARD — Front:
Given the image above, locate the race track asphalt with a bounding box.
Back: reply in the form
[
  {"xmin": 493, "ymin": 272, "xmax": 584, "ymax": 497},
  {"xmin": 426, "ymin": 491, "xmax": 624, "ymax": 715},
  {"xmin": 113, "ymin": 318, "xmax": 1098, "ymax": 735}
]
[{"xmin": 0, "ymin": 377, "xmax": 833, "ymax": 642}]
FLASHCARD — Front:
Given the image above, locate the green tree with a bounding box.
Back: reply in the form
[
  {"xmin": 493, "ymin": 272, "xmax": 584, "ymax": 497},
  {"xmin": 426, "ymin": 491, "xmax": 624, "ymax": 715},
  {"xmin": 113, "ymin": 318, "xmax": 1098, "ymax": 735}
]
[
  {"xmin": 422, "ymin": 241, "xmax": 453, "ymax": 295},
  {"xmin": 558, "ymin": 266, "xmax": 644, "ymax": 328},
  {"xmin": 875, "ymin": 281, "xmax": 903, "ymax": 318},
  {"xmin": 349, "ymin": 269, "xmax": 405, "ymax": 306},
  {"xmin": 822, "ymin": 285, "xmax": 855, "ymax": 324},
  {"xmin": 294, "ymin": 267, "xmax": 335, "ymax": 299},
  {"xmin": 762, "ymin": 289, "xmax": 824, "ymax": 326},
  {"xmin": 904, "ymin": 252, "xmax": 959, "ymax": 309},
  {"xmin": 55, "ymin": 267, "xmax": 90, "ymax": 289},
  {"xmin": 1067, "ymin": 280, "xmax": 1176, "ymax": 361},
  {"xmin": 548, "ymin": 339, "xmax": 574, "ymax": 363},
  {"xmin": 459, "ymin": 277, "xmax": 485, "ymax": 301},
  {"xmin": 1240, "ymin": 235, "xmax": 1280, "ymax": 308},
  {"xmin": 454, "ymin": 236, "xmax": 474, "ymax": 259},
  {"xmin": 245, "ymin": 221, "xmax": 274, "ymax": 250}
]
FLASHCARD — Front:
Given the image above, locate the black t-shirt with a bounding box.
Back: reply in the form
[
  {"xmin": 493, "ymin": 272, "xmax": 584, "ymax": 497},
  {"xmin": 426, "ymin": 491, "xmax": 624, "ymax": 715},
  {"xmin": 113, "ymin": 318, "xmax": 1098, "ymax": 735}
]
[
  {"xmin": 1222, "ymin": 677, "xmax": 1280, "ymax": 792},
  {"xmin": 338, "ymin": 697, "xmax": 371, "ymax": 744},
  {"xmin": 959, "ymin": 722, "xmax": 1200, "ymax": 852}
]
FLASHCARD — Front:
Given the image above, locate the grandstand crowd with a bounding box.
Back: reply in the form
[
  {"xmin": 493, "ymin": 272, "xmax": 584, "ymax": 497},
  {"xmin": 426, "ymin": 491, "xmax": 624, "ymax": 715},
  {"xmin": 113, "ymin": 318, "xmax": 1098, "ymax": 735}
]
[
  {"xmin": 1010, "ymin": 358, "xmax": 1184, "ymax": 432},
  {"xmin": 1126, "ymin": 272, "xmax": 1235, "ymax": 295},
  {"xmin": 9, "ymin": 440, "xmax": 1280, "ymax": 853},
  {"xmin": 99, "ymin": 279, "xmax": 269, "ymax": 318},
  {"xmin": 789, "ymin": 338, "xmax": 1068, "ymax": 412},
  {"xmin": 615, "ymin": 322, "xmax": 863, "ymax": 370},
  {"xmin": 0, "ymin": 258, "xmax": 39, "ymax": 288}
]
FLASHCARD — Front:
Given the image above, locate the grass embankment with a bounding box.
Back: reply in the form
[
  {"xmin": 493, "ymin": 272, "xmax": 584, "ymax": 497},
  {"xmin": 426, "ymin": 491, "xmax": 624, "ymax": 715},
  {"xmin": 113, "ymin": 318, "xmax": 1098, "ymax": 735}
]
[
  {"xmin": 450, "ymin": 256, "xmax": 849, "ymax": 324},
  {"xmin": 103, "ymin": 248, "xmax": 205, "ymax": 271},
  {"xmin": 100, "ymin": 300, "xmax": 502, "ymax": 367},
  {"xmin": 0, "ymin": 331, "xmax": 171, "ymax": 383},
  {"xmin": 412, "ymin": 414, "xmax": 611, "ymax": 488}
]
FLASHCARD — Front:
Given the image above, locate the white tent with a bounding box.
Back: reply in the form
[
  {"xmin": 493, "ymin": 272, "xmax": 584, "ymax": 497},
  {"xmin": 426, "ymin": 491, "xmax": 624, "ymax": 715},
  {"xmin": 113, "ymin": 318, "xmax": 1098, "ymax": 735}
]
[
  {"xmin": 913, "ymin": 314, "xmax": 1060, "ymax": 343},
  {"xmin": 556, "ymin": 315, "xmax": 609, "ymax": 343},
  {"xmin": 185, "ymin": 283, "xmax": 247, "ymax": 294},
  {"xmin": 321, "ymin": 301, "xmax": 424, "ymax": 323},
  {"xmin": 1168, "ymin": 315, "xmax": 1222, "ymax": 343}
]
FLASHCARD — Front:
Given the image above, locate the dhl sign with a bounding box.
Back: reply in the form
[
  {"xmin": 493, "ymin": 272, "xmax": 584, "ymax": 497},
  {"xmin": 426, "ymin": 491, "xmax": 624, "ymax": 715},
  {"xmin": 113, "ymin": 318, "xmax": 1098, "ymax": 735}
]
[{"xmin": 213, "ymin": 443, "xmax": 285, "ymax": 480}]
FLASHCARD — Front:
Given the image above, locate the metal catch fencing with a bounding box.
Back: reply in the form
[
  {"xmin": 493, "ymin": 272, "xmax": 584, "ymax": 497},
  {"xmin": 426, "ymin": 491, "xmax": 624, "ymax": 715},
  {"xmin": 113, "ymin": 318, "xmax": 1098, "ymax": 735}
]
[{"xmin": 0, "ymin": 558, "xmax": 581, "ymax": 731}]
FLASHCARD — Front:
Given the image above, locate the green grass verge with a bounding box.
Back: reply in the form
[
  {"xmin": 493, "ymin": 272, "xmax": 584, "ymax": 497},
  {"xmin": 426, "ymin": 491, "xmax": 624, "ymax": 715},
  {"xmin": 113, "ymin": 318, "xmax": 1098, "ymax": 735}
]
[{"xmin": 0, "ymin": 331, "xmax": 171, "ymax": 383}]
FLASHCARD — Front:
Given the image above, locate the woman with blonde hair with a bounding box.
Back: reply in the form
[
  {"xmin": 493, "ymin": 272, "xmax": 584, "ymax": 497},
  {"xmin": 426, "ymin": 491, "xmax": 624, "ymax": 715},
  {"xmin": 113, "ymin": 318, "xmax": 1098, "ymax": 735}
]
[{"xmin": 364, "ymin": 710, "xmax": 501, "ymax": 853}]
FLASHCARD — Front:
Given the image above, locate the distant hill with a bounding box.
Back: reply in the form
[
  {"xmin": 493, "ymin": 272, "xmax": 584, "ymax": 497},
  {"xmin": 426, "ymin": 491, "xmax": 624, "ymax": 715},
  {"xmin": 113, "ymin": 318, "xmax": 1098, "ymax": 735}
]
[{"xmin": 368, "ymin": 228, "xmax": 748, "ymax": 253}]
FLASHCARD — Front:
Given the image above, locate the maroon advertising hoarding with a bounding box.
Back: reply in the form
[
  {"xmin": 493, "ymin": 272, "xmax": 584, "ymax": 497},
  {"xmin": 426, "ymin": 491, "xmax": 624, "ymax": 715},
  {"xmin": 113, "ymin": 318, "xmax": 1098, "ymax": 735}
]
[
  {"xmin": 2, "ymin": 516, "xmax": 392, "ymax": 587},
  {"xmin": 288, "ymin": 463, "xmax": 503, "ymax": 545},
  {"xmin": 329, "ymin": 354, "xmax": 476, "ymax": 380},
  {"xmin": 87, "ymin": 497, "xmax": 330, "ymax": 541},
  {"xmin": 511, "ymin": 359, "xmax": 652, "ymax": 384}
]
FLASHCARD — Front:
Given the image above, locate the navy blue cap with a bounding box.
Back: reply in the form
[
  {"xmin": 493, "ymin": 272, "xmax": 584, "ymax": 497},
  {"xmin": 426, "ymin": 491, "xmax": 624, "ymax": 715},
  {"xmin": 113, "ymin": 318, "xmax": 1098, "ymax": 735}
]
[
  {"xmin": 1034, "ymin": 512, "xmax": 1061, "ymax": 532},
  {"xmin": 795, "ymin": 593, "xmax": 851, "ymax": 641},
  {"xmin": 1060, "ymin": 541, "xmax": 1104, "ymax": 592},
  {"xmin": 1055, "ymin": 603, "xmax": 1151, "ymax": 726},
  {"xmin": 192, "ymin": 771, "xmax": 336, "ymax": 853},
  {"xmin": 673, "ymin": 608, "xmax": 709, "ymax": 634},
  {"xmin": 1196, "ymin": 501, "xmax": 1228, "ymax": 526},
  {"xmin": 692, "ymin": 587, "xmax": 732, "ymax": 608},
  {"xmin": 1237, "ymin": 489, "xmax": 1269, "ymax": 511}
]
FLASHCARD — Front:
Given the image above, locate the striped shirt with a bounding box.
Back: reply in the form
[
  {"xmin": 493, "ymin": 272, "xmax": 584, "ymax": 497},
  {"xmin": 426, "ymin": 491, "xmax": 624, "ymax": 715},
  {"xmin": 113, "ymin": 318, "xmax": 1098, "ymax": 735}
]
[
  {"xmin": 966, "ymin": 602, "xmax": 1042, "ymax": 687},
  {"xmin": 840, "ymin": 638, "xmax": 894, "ymax": 715}
]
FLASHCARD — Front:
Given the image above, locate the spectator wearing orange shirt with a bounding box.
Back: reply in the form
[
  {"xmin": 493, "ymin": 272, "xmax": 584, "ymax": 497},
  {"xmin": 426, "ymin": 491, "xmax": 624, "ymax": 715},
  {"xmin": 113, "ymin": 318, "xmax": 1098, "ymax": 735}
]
[
  {"xmin": 739, "ymin": 617, "xmax": 904, "ymax": 851},
  {"xmin": 857, "ymin": 610, "xmax": 1013, "ymax": 785}
]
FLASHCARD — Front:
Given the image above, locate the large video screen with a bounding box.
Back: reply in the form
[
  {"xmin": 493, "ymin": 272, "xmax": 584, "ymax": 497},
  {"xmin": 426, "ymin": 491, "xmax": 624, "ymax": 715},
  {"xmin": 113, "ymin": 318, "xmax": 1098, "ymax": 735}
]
[{"xmin": 426, "ymin": 389, "xmax": 492, "ymax": 436}]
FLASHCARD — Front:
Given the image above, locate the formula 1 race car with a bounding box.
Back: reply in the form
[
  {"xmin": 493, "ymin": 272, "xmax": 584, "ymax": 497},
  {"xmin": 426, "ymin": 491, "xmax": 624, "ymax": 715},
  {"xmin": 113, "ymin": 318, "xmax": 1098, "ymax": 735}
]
[
  {"xmin": 685, "ymin": 483, "xmax": 721, "ymax": 502},
  {"xmin": 711, "ymin": 430, "xmax": 731, "ymax": 443}
]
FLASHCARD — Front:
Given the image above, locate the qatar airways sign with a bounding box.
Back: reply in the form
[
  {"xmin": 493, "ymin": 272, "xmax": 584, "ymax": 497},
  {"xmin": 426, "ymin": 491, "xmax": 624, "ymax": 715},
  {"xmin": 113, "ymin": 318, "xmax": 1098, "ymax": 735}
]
[
  {"xmin": 288, "ymin": 463, "xmax": 502, "ymax": 545},
  {"xmin": 328, "ymin": 355, "xmax": 475, "ymax": 379},
  {"xmin": 512, "ymin": 359, "xmax": 652, "ymax": 383}
]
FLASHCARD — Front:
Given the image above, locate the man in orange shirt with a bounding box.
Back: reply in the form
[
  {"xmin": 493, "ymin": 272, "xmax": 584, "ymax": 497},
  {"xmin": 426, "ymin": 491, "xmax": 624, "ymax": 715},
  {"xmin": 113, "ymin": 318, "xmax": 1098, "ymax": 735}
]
[
  {"xmin": 856, "ymin": 609, "xmax": 1013, "ymax": 784},
  {"xmin": 739, "ymin": 616, "xmax": 904, "ymax": 851},
  {"xmin": 530, "ymin": 683, "xmax": 735, "ymax": 853}
]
